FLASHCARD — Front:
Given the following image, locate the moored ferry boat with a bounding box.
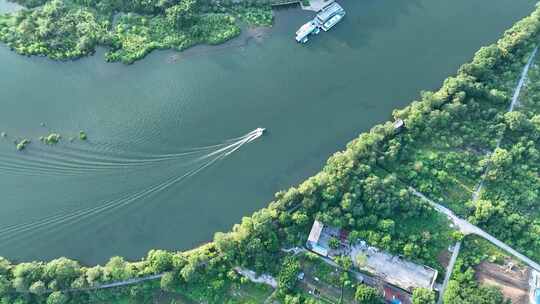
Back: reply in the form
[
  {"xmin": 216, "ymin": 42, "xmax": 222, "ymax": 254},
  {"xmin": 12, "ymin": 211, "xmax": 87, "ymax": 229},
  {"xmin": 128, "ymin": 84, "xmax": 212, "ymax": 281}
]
[
  {"xmin": 295, "ymin": 21, "xmax": 317, "ymax": 43},
  {"xmin": 315, "ymin": 2, "xmax": 345, "ymax": 25},
  {"xmin": 321, "ymin": 12, "xmax": 345, "ymax": 31},
  {"xmin": 295, "ymin": 1, "xmax": 345, "ymax": 43}
]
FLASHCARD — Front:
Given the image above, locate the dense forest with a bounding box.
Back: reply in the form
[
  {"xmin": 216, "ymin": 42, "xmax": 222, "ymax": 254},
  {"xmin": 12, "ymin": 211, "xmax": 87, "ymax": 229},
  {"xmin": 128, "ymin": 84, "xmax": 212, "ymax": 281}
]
[
  {"xmin": 0, "ymin": 0, "xmax": 272, "ymax": 63},
  {"xmin": 1, "ymin": 2, "xmax": 540, "ymax": 304}
]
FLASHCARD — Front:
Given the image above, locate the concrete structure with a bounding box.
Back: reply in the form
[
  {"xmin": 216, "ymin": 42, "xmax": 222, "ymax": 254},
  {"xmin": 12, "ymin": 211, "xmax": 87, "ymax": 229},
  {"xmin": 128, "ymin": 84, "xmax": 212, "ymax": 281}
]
[
  {"xmin": 393, "ymin": 119, "xmax": 404, "ymax": 130},
  {"xmin": 350, "ymin": 241, "xmax": 438, "ymax": 293},
  {"xmin": 301, "ymin": 0, "xmax": 334, "ymax": 12},
  {"xmin": 306, "ymin": 221, "xmax": 437, "ymax": 299},
  {"xmin": 306, "ymin": 220, "xmax": 349, "ymax": 257},
  {"xmin": 530, "ymin": 270, "xmax": 540, "ymax": 304},
  {"xmin": 306, "ymin": 220, "xmax": 328, "ymax": 256}
]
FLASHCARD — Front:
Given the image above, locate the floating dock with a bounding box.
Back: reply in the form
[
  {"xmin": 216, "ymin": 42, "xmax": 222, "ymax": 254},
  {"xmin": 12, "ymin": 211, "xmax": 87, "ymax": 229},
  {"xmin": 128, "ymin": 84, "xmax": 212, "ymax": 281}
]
[{"xmin": 295, "ymin": 1, "xmax": 345, "ymax": 43}]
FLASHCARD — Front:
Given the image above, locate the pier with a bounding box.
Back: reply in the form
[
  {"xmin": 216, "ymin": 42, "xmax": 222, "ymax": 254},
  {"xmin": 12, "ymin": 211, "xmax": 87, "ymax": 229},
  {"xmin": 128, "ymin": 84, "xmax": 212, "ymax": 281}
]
[{"xmin": 301, "ymin": 0, "xmax": 334, "ymax": 12}]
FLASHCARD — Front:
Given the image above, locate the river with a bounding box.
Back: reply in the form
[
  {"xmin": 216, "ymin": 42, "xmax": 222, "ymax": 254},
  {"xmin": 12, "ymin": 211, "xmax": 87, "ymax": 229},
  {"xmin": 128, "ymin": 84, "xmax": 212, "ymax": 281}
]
[{"xmin": 0, "ymin": 0, "xmax": 535, "ymax": 264}]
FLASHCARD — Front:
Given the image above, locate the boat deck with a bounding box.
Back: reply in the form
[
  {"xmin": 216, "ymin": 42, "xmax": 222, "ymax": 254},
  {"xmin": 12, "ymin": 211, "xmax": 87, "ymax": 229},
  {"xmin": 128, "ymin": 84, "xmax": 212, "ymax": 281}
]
[{"xmin": 295, "ymin": 1, "xmax": 345, "ymax": 43}]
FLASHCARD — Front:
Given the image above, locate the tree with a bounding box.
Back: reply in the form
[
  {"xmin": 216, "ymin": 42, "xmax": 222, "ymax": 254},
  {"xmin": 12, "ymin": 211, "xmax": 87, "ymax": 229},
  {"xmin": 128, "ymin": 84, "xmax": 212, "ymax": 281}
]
[
  {"xmin": 472, "ymin": 199, "xmax": 495, "ymax": 224},
  {"xmin": 355, "ymin": 253, "xmax": 367, "ymax": 268},
  {"xmin": 328, "ymin": 237, "xmax": 341, "ymax": 249},
  {"xmin": 85, "ymin": 266, "xmax": 103, "ymax": 286},
  {"xmin": 12, "ymin": 262, "xmax": 43, "ymax": 292},
  {"xmin": 147, "ymin": 250, "xmax": 173, "ymax": 273},
  {"xmin": 291, "ymin": 211, "xmax": 309, "ymax": 226},
  {"xmin": 403, "ymin": 243, "xmax": 417, "ymax": 258},
  {"xmin": 0, "ymin": 276, "xmax": 10, "ymax": 296},
  {"xmin": 277, "ymin": 256, "xmax": 301, "ymax": 291},
  {"xmin": 354, "ymin": 284, "xmax": 382, "ymax": 304},
  {"xmin": 165, "ymin": 0, "xmax": 197, "ymax": 29},
  {"xmin": 335, "ymin": 255, "xmax": 353, "ymax": 270},
  {"xmin": 105, "ymin": 256, "xmax": 132, "ymax": 280},
  {"xmin": 504, "ymin": 111, "xmax": 529, "ymax": 131},
  {"xmin": 377, "ymin": 219, "xmax": 395, "ymax": 234},
  {"xmin": 412, "ymin": 287, "xmax": 436, "ymax": 304},
  {"xmin": 451, "ymin": 231, "xmax": 464, "ymax": 241},
  {"xmin": 160, "ymin": 272, "xmax": 177, "ymax": 292},
  {"xmin": 490, "ymin": 148, "xmax": 513, "ymax": 169},
  {"xmin": 46, "ymin": 291, "xmax": 68, "ymax": 304},
  {"xmin": 29, "ymin": 281, "xmax": 47, "ymax": 295},
  {"xmin": 284, "ymin": 294, "xmax": 301, "ymax": 304},
  {"xmin": 180, "ymin": 262, "xmax": 197, "ymax": 283},
  {"xmin": 0, "ymin": 258, "xmax": 10, "ymax": 276},
  {"xmin": 44, "ymin": 257, "xmax": 81, "ymax": 288}
]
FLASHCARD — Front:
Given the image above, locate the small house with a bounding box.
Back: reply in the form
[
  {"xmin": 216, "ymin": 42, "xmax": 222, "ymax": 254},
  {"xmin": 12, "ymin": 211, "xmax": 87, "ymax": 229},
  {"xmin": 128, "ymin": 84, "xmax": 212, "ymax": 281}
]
[{"xmin": 306, "ymin": 220, "xmax": 328, "ymax": 256}]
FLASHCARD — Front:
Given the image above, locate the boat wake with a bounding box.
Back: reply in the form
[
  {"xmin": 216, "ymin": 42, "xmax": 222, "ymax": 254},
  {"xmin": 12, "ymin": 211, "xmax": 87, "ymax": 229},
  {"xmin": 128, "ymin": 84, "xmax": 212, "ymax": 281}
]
[
  {"xmin": 0, "ymin": 129, "xmax": 263, "ymax": 176},
  {"xmin": 0, "ymin": 128, "xmax": 265, "ymax": 243}
]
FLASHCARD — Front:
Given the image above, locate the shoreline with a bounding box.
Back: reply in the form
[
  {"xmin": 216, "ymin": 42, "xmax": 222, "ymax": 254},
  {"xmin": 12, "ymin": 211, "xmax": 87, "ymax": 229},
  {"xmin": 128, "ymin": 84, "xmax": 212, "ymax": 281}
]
[{"xmin": 164, "ymin": 25, "xmax": 272, "ymax": 63}]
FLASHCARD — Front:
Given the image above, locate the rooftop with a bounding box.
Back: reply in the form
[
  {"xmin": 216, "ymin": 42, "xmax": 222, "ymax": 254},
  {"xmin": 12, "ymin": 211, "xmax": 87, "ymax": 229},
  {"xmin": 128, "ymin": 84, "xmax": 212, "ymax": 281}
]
[
  {"xmin": 350, "ymin": 242, "xmax": 438, "ymax": 292},
  {"xmin": 393, "ymin": 119, "xmax": 404, "ymax": 129},
  {"xmin": 307, "ymin": 220, "xmax": 324, "ymax": 243},
  {"xmin": 316, "ymin": 2, "xmax": 344, "ymax": 22}
]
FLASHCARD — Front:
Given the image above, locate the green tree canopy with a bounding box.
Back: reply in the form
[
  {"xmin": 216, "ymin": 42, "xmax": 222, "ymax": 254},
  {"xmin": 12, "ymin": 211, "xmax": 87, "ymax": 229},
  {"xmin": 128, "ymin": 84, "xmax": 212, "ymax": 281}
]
[
  {"xmin": 412, "ymin": 287, "xmax": 436, "ymax": 304},
  {"xmin": 278, "ymin": 256, "xmax": 301, "ymax": 291},
  {"xmin": 354, "ymin": 284, "xmax": 383, "ymax": 304},
  {"xmin": 46, "ymin": 291, "xmax": 68, "ymax": 304}
]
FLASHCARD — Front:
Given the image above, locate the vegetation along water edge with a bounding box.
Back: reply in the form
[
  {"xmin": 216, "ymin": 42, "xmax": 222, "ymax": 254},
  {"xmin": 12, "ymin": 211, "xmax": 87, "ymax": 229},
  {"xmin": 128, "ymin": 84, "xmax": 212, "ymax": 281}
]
[
  {"xmin": 1, "ymin": 2, "xmax": 540, "ymax": 304},
  {"xmin": 0, "ymin": 0, "xmax": 273, "ymax": 63}
]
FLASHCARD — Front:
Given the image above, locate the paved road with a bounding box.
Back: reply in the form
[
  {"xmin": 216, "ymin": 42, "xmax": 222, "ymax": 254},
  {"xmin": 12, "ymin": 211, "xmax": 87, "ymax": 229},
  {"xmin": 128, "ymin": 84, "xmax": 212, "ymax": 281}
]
[
  {"xmin": 80, "ymin": 274, "xmax": 164, "ymax": 291},
  {"xmin": 437, "ymin": 241, "xmax": 461, "ymax": 304},
  {"xmin": 410, "ymin": 187, "xmax": 540, "ymax": 272},
  {"xmin": 509, "ymin": 46, "xmax": 538, "ymax": 113},
  {"xmin": 472, "ymin": 46, "xmax": 539, "ymax": 203},
  {"xmin": 17, "ymin": 273, "xmax": 165, "ymax": 295}
]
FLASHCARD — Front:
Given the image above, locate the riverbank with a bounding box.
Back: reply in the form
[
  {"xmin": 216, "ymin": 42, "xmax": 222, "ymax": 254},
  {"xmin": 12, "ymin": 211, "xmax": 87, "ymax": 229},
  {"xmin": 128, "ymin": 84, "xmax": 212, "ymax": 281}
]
[
  {"xmin": 164, "ymin": 24, "xmax": 271, "ymax": 63},
  {"xmin": 0, "ymin": 0, "xmax": 535, "ymax": 266},
  {"xmin": 0, "ymin": 0, "xmax": 273, "ymax": 64},
  {"xmin": 1, "ymin": 1, "xmax": 539, "ymax": 304}
]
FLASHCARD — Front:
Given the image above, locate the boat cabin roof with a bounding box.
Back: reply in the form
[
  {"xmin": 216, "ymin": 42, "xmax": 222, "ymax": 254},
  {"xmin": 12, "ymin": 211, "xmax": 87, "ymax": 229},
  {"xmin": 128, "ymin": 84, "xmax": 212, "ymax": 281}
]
[
  {"xmin": 316, "ymin": 2, "xmax": 344, "ymax": 22},
  {"xmin": 296, "ymin": 21, "xmax": 316, "ymax": 36}
]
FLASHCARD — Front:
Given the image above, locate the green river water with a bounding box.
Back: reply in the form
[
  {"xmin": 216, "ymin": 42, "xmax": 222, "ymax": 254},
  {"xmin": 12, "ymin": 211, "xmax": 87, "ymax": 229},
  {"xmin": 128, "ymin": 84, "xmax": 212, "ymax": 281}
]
[{"xmin": 0, "ymin": 0, "xmax": 536, "ymax": 264}]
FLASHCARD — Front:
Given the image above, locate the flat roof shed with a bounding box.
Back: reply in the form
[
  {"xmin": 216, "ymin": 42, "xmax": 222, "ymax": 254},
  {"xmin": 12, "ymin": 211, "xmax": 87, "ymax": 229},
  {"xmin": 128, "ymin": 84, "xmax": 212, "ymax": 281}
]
[
  {"xmin": 308, "ymin": 220, "xmax": 324, "ymax": 244},
  {"xmin": 351, "ymin": 244, "xmax": 438, "ymax": 292}
]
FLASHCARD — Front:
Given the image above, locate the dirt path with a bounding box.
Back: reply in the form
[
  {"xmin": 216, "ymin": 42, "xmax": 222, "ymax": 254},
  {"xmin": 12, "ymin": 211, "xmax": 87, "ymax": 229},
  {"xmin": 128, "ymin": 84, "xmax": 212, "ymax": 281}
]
[{"xmin": 475, "ymin": 261, "xmax": 530, "ymax": 304}]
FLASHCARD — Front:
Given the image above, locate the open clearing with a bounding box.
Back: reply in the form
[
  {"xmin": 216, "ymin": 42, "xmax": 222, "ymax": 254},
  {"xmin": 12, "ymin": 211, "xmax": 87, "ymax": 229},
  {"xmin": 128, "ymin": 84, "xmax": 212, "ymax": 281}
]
[{"xmin": 475, "ymin": 261, "xmax": 530, "ymax": 304}]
